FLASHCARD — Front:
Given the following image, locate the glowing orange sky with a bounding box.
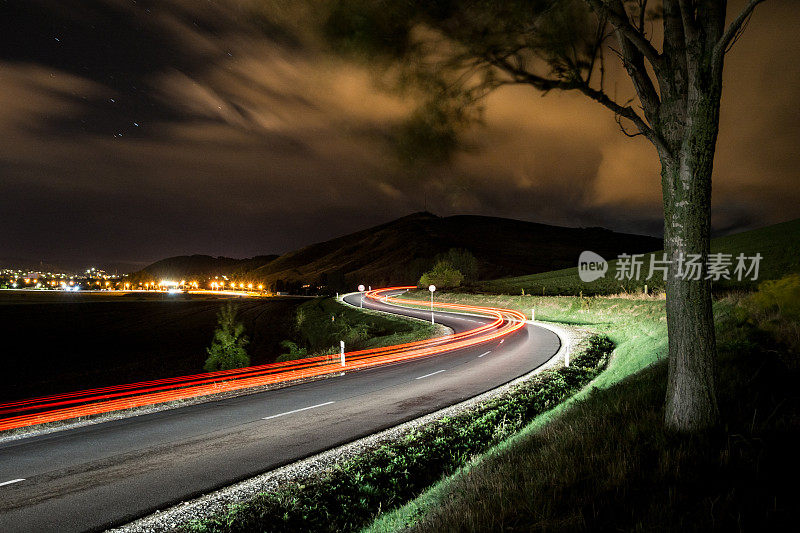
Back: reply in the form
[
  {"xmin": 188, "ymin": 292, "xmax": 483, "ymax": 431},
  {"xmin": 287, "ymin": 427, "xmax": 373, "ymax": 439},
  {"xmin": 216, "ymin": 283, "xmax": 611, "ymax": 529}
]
[{"xmin": 0, "ymin": 0, "xmax": 797, "ymax": 268}]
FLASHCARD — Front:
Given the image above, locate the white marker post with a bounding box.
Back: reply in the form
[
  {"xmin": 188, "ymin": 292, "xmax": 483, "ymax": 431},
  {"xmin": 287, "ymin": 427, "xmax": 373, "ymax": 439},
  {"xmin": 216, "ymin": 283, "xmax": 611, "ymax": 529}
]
[
  {"xmin": 429, "ymin": 284, "xmax": 436, "ymax": 324},
  {"xmin": 340, "ymin": 340, "xmax": 345, "ymax": 366},
  {"xmin": 531, "ymin": 308, "xmax": 535, "ymax": 322},
  {"xmin": 358, "ymin": 284, "xmax": 365, "ymax": 308},
  {"xmin": 565, "ymin": 348, "xmax": 570, "ymax": 367}
]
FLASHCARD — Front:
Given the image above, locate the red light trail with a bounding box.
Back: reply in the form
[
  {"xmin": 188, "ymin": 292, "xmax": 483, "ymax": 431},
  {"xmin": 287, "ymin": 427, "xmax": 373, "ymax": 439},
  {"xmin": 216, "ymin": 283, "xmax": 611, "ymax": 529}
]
[{"xmin": 0, "ymin": 287, "xmax": 527, "ymax": 432}]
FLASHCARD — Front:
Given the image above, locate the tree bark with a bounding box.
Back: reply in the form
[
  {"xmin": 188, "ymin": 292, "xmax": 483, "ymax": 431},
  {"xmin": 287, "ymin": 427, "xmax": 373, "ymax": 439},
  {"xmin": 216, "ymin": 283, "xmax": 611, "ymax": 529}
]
[
  {"xmin": 661, "ymin": 155, "xmax": 719, "ymax": 431},
  {"xmin": 659, "ymin": 48, "xmax": 724, "ymax": 432}
]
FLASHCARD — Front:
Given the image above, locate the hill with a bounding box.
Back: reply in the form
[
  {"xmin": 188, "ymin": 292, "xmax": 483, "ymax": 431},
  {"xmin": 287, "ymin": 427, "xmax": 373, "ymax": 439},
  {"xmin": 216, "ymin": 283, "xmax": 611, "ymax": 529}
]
[
  {"xmin": 134, "ymin": 213, "xmax": 661, "ymax": 291},
  {"xmin": 479, "ymin": 217, "xmax": 800, "ymax": 295},
  {"xmin": 131, "ymin": 254, "xmax": 279, "ymax": 282}
]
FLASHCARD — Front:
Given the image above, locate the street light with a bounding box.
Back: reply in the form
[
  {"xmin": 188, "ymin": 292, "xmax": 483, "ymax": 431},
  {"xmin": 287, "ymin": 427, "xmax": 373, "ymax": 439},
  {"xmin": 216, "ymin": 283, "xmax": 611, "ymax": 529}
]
[
  {"xmin": 358, "ymin": 284, "xmax": 365, "ymax": 308},
  {"xmin": 429, "ymin": 284, "xmax": 436, "ymax": 324}
]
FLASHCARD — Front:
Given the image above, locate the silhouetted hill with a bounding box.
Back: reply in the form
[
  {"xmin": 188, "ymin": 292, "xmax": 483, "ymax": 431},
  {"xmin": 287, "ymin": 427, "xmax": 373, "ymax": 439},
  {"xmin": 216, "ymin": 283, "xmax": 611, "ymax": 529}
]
[
  {"xmin": 135, "ymin": 213, "xmax": 661, "ymax": 290},
  {"xmin": 244, "ymin": 213, "xmax": 661, "ymax": 289},
  {"xmin": 132, "ymin": 254, "xmax": 278, "ymax": 282}
]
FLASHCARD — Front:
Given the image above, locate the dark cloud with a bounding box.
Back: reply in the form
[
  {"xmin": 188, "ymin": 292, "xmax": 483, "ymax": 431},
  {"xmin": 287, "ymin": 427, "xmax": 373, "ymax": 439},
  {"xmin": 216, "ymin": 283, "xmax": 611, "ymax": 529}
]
[{"xmin": 0, "ymin": 0, "xmax": 797, "ymax": 269}]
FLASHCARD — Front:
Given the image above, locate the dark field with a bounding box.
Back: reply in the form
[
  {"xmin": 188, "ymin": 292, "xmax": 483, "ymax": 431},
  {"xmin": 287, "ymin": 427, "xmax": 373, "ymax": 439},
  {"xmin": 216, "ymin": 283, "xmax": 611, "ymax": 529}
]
[{"xmin": 0, "ymin": 291, "xmax": 303, "ymax": 402}]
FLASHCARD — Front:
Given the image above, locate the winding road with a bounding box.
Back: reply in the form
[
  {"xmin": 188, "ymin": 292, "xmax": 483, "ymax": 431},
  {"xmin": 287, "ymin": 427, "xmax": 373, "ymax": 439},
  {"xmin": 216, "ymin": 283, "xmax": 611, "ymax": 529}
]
[{"xmin": 0, "ymin": 288, "xmax": 560, "ymax": 532}]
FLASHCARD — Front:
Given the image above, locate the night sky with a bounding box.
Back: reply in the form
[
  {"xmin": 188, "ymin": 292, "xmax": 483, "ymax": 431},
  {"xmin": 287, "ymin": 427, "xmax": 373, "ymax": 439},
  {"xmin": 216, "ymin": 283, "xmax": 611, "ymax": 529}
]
[{"xmin": 1, "ymin": 0, "xmax": 798, "ymax": 271}]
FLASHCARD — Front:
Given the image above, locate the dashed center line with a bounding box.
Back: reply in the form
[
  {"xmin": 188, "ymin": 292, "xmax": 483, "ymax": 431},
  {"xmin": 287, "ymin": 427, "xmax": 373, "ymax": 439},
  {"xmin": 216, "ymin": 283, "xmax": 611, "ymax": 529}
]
[
  {"xmin": 0, "ymin": 478, "xmax": 25, "ymax": 488},
  {"xmin": 478, "ymin": 351, "xmax": 491, "ymax": 358},
  {"xmin": 262, "ymin": 401, "xmax": 334, "ymax": 420},
  {"xmin": 415, "ymin": 369, "xmax": 445, "ymax": 380}
]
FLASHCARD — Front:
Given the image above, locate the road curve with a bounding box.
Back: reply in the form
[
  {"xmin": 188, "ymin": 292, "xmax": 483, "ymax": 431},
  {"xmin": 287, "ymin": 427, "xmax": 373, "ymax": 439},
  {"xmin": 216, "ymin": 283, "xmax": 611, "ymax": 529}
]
[{"xmin": 0, "ymin": 289, "xmax": 560, "ymax": 532}]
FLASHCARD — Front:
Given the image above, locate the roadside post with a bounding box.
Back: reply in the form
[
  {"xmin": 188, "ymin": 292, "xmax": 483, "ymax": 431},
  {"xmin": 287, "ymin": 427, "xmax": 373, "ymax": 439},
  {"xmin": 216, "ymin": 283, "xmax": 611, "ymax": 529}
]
[
  {"xmin": 340, "ymin": 340, "xmax": 345, "ymax": 366},
  {"xmin": 358, "ymin": 284, "xmax": 365, "ymax": 308},
  {"xmin": 531, "ymin": 308, "xmax": 535, "ymax": 321},
  {"xmin": 429, "ymin": 284, "xmax": 436, "ymax": 324}
]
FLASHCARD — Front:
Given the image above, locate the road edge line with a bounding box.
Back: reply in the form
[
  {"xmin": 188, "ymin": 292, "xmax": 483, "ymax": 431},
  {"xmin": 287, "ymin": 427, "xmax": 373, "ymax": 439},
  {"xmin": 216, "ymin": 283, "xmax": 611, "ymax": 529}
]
[{"xmin": 110, "ymin": 319, "xmax": 581, "ymax": 533}]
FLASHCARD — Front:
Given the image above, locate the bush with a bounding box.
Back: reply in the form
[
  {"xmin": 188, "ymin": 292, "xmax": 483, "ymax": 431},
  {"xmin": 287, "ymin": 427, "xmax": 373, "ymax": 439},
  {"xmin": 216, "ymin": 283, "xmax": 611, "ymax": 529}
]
[
  {"xmin": 277, "ymin": 298, "xmax": 434, "ymax": 362},
  {"xmin": 204, "ymin": 303, "xmax": 250, "ymax": 371},
  {"xmin": 435, "ymin": 249, "xmax": 479, "ymax": 281},
  {"xmin": 419, "ymin": 261, "xmax": 464, "ymax": 288},
  {"xmin": 276, "ymin": 340, "xmax": 307, "ymax": 363},
  {"xmin": 742, "ymin": 274, "xmax": 800, "ymax": 364},
  {"xmin": 749, "ymin": 273, "xmax": 800, "ymax": 319}
]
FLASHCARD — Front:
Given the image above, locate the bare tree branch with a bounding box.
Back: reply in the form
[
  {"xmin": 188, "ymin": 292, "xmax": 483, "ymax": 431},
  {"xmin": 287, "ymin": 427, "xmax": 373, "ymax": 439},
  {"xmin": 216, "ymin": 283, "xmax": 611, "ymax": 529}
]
[
  {"xmin": 606, "ymin": 0, "xmax": 661, "ymax": 123},
  {"xmin": 713, "ymin": 0, "xmax": 766, "ymax": 67},
  {"xmin": 584, "ymin": 0, "xmax": 662, "ymax": 71},
  {"xmin": 615, "ymin": 113, "xmax": 645, "ymax": 138},
  {"xmin": 576, "ymin": 82, "xmax": 670, "ymax": 155}
]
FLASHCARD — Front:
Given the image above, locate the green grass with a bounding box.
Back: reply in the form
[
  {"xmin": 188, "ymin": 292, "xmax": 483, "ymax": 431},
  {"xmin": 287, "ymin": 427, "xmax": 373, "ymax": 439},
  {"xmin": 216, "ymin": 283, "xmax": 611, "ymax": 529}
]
[
  {"xmin": 406, "ymin": 289, "xmax": 670, "ymax": 388},
  {"xmin": 365, "ymin": 292, "xmax": 797, "ymax": 532},
  {"xmin": 479, "ymin": 217, "xmax": 800, "ymax": 296}
]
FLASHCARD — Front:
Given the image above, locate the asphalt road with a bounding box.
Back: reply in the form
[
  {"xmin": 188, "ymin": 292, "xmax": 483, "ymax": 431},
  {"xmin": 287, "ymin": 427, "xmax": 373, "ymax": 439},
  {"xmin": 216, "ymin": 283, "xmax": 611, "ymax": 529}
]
[{"xmin": 0, "ymin": 291, "xmax": 560, "ymax": 532}]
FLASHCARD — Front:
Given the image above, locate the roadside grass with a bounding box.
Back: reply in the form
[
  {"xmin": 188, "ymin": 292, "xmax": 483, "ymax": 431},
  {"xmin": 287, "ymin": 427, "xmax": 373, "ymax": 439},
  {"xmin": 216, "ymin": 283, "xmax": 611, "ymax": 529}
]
[
  {"xmin": 185, "ymin": 331, "xmax": 615, "ymax": 533},
  {"xmin": 478, "ymin": 217, "xmax": 800, "ymax": 296},
  {"xmin": 275, "ymin": 297, "xmax": 441, "ymax": 362},
  {"xmin": 365, "ymin": 292, "xmax": 797, "ymax": 532},
  {"xmin": 404, "ymin": 289, "xmax": 670, "ymax": 389}
]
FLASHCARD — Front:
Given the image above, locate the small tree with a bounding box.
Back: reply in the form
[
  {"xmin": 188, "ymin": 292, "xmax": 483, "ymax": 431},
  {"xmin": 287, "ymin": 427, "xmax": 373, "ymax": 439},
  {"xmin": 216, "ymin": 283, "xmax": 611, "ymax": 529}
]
[
  {"xmin": 419, "ymin": 260, "xmax": 465, "ymax": 288},
  {"xmin": 204, "ymin": 303, "xmax": 250, "ymax": 371},
  {"xmin": 436, "ymin": 248, "xmax": 479, "ymax": 281}
]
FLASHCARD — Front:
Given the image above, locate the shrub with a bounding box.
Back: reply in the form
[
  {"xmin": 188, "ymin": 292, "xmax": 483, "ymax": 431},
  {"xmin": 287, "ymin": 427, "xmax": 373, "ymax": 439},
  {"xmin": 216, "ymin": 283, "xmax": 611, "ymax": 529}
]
[
  {"xmin": 276, "ymin": 340, "xmax": 307, "ymax": 363},
  {"xmin": 434, "ymin": 249, "xmax": 479, "ymax": 281},
  {"xmin": 419, "ymin": 261, "xmax": 464, "ymax": 288},
  {"xmin": 204, "ymin": 303, "xmax": 250, "ymax": 371},
  {"xmin": 743, "ymin": 274, "xmax": 800, "ymax": 364},
  {"xmin": 749, "ymin": 273, "xmax": 800, "ymax": 319}
]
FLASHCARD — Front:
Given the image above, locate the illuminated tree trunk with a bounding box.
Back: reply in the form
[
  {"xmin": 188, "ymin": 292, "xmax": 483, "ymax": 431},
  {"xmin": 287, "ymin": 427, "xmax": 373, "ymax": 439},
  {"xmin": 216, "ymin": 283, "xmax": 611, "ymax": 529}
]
[{"xmin": 658, "ymin": 47, "xmax": 724, "ymax": 432}]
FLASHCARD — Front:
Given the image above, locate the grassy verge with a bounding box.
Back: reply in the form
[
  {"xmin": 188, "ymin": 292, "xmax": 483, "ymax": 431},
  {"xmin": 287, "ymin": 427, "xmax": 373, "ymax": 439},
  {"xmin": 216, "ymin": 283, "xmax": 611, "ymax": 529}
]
[
  {"xmin": 275, "ymin": 297, "xmax": 442, "ymax": 362},
  {"xmin": 185, "ymin": 332, "xmax": 614, "ymax": 533},
  {"xmin": 365, "ymin": 291, "xmax": 797, "ymax": 532},
  {"xmin": 405, "ymin": 289, "xmax": 670, "ymax": 389}
]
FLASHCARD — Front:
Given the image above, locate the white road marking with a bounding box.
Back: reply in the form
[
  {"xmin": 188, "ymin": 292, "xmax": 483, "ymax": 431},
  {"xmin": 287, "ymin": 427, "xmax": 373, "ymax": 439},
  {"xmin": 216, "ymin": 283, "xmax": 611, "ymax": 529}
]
[
  {"xmin": 415, "ymin": 369, "xmax": 445, "ymax": 380},
  {"xmin": 478, "ymin": 351, "xmax": 491, "ymax": 358},
  {"xmin": 0, "ymin": 479, "xmax": 24, "ymax": 487},
  {"xmin": 262, "ymin": 401, "xmax": 334, "ymax": 420}
]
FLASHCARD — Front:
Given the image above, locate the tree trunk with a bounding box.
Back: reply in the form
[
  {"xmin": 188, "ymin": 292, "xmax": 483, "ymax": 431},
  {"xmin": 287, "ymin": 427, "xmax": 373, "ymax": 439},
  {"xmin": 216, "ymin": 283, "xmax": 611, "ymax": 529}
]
[
  {"xmin": 659, "ymin": 60, "xmax": 723, "ymax": 432},
  {"xmin": 662, "ymin": 155, "xmax": 719, "ymax": 431}
]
